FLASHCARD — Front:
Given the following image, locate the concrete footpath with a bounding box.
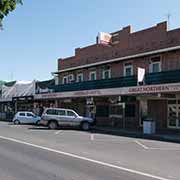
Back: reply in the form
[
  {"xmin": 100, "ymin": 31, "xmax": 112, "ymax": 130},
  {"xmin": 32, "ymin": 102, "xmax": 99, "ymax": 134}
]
[{"xmin": 92, "ymin": 126, "xmax": 180, "ymax": 143}]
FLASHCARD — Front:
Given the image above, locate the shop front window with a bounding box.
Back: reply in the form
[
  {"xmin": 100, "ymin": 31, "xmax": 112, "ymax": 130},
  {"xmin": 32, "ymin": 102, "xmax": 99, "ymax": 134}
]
[
  {"xmin": 168, "ymin": 100, "xmax": 180, "ymax": 129},
  {"xmin": 96, "ymin": 105, "xmax": 109, "ymax": 117},
  {"xmin": 125, "ymin": 104, "xmax": 136, "ymax": 117}
]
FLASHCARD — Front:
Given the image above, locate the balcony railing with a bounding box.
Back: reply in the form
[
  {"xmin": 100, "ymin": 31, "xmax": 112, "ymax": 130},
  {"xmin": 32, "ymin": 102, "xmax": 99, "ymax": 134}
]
[
  {"xmin": 50, "ymin": 69, "xmax": 180, "ymax": 93},
  {"xmin": 145, "ymin": 69, "xmax": 180, "ymax": 84}
]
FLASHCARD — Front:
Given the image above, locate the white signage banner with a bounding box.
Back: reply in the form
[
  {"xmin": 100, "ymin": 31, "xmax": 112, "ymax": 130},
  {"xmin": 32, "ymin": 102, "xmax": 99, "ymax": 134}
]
[
  {"xmin": 98, "ymin": 32, "xmax": 112, "ymax": 45},
  {"xmin": 137, "ymin": 67, "xmax": 145, "ymax": 82}
]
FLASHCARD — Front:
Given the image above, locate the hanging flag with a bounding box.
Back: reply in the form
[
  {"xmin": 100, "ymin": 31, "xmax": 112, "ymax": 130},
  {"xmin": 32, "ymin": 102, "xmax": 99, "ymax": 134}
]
[
  {"xmin": 137, "ymin": 67, "xmax": 145, "ymax": 83},
  {"xmin": 98, "ymin": 32, "xmax": 112, "ymax": 45}
]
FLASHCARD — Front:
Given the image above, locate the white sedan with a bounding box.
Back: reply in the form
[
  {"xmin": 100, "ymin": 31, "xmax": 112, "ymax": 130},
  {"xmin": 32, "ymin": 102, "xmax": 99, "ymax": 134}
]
[{"xmin": 13, "ymin": 112, "xmax": 41, "ymax": 125}]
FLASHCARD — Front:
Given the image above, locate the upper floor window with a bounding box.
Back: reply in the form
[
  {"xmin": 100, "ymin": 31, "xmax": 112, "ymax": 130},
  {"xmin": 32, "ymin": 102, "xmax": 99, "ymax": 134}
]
[
  {"xmin": 68, "ymin": 74, "xmax": 74, "ymax": 83},
  {"xmin": 102, "ymin": 66, "xmax": 111, "ymax": 79},
  {"xmin": 62, "ymin": 74, "xmax": 74, "ymax": 84},
  {"xmin": 124, "ymin": 63, "xmax": 133, "ymax": 77},
  {"xmin": 149, "ymin": 56, "xmax": 161, "ymax": 73},
  {"xmin": 77, "ymin": 73, "xmax": 83, "ymax": 82},
  {"xmin": 89, "ymin": 71, "xmax": 97, "ymax": 81},
  {"xmin": 62, "ymin": 76, "xmax": 68, "ymax": 84}
]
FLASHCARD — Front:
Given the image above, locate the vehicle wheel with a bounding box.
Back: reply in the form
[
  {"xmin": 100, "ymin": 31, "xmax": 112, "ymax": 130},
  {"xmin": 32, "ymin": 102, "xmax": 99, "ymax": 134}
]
[
  {"xmin": 36, "ymin": 120, "xmax": 40, "ymax": 126},
  {"xmin": 14, "ymin": 120, "xmax": 20, "ymax": 125},
  {"xmin": 81, "ymin": 121, "xmax": 90, "ymax": 131},
  {"xmin": 48, "ymin": 121, "xmax": 58, "ymax": 130}
]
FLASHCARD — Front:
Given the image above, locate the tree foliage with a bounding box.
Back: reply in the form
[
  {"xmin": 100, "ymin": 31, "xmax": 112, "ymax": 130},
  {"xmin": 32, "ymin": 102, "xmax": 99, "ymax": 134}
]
[{"xmin": 0, "ymin": 0, "xmax": 22, "ymax": 27}]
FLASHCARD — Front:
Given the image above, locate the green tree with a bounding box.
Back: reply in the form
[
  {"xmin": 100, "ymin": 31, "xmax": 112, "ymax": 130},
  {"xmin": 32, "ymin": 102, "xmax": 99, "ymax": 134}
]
[{"xmin": 0, "ymin": 0, "xmax": 22, "ymax": 28}]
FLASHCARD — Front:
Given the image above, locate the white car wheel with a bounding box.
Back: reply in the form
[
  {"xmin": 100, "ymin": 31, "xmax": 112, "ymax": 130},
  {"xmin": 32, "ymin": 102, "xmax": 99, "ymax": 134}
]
[
  {"xmin": 48, "ymin": 121, "xmax": 58, "ymax": 130},
  {"xmin": 14, "ymin": 120, "xmax": 20, "ymax": 125},
  {"xmin": 81, "ymin": 122, "xmax": 90, "ymax": 131}
]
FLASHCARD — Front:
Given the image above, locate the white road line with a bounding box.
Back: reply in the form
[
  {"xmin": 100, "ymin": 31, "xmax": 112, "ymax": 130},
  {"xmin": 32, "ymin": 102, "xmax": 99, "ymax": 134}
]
[
  {"xmin": 10, "ymin": 125, "xmax": 23, "ymax": 128},
  {"xmin": 55, "ymin": 130, "xmax": 62, "ymax": 135},
  {"xmin": 0, "ymin": 136, "xmax": 171, "ymax": 180},
  {"xmin": 90, "ymin": 134, "xmax": 94, "ymax": 141},
  {"xmin": 134, "ymin": 140, "xmax": 149, "ymax": 150},
  {"xmin": 149, "ymin": 148, "xmax": 180, "ymax": 151}
]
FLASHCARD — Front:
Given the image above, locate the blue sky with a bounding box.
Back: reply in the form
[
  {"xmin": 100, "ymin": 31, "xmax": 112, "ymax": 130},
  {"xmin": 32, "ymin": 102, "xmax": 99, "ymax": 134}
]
[{"xmin": 0, "ymin": 0, "xmax": 180, "ymax": 81}]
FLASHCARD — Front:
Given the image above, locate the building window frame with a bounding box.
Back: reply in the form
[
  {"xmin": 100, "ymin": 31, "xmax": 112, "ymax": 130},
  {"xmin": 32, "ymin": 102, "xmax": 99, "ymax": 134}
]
[
  {"xmin": 68, "ymin": 74, "xmax": 74, "ymax": 83},
  {"xmin": 124, "ymin": 64, "xmax": 133, "ymax": 77},
  {"xmin": 102, "ymin": 66, "xmax": 111, "ymax": 79},
  {"xmin": 89, "ymin": 71, "xmax": 97, "ymax": 81},
  {"xmin": 62, "ymin": 76, "xmax": 68, "ymax": 84},
  {"xmin": 149, "ymin": 56, "xmax": 161, "ymax": 73},
  {"xmin": 77, "ymin": 73, "xmax": 83, "ymax": 82}
]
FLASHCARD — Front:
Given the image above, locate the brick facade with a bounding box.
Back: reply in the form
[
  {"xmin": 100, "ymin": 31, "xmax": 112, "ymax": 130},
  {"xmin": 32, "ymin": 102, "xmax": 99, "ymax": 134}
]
[
  {"xmin": 58, "ymin": 21, "xmax": 180, "ymax": 72},
  {"xmin": 56, "ymin": 22, "xmax": 180, "ymax": 85},
  {"xmin": 50, "ymin": 21, "xmax": 180, "ymax": 130}
]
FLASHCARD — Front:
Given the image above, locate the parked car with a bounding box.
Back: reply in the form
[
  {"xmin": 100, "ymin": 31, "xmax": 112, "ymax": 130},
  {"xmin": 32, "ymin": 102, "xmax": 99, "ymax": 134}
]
[
  {"xmin": 40, "ymin": 108, "xmax": 94, "ymax": 130},
  {"xmin": 13, "ymin": 112, "xmax": 41, "ymax": 125}
]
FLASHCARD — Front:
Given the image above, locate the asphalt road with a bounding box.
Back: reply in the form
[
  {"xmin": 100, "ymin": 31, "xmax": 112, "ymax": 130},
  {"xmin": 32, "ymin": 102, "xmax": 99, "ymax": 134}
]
[
  {"xmin": 0, "ymin": 137, "xmax": 158, "ymax": 180},
  {"xmin": 0, "ymin": 122, "xmax": 179, "ymax": 180}
]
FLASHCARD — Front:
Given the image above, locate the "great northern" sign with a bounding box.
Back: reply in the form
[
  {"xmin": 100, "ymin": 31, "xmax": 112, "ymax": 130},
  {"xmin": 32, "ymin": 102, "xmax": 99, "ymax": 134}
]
[{"xmin": 34, "ymin": 82, "xmax": 180, "ymax": 100}]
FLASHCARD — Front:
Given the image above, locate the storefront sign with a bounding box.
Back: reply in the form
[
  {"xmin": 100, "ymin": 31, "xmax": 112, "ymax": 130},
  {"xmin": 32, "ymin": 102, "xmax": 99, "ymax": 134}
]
[
  {"xmin": 34, "ymin": 82, "xmax": 180, "ymax": 100},
  {"xmin": 128, "ymin": 83, "xmax": 180, "ymax": 94}
]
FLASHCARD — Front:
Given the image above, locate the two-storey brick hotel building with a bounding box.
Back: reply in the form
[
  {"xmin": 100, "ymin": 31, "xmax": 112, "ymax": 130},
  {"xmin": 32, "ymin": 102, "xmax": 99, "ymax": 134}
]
[{"xmin": 36, "ymin": 21, "xmax": 180, "ymax": 131}]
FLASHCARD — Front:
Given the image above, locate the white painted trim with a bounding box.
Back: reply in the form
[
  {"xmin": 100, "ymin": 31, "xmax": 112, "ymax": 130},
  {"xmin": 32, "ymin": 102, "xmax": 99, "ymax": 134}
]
[
  {"xmin": 102, "ymin": 69, "xmax": 111, "ymax": 79},
  {"xmin": 149, "ymin": 61, "xmax": 161, "ymax": 73},
  {"xmin": 123, "ymin": 64, "xmax": 133, "ymax": 76},
  {"xmin": 89, "ymin": 71, "xmax": 97, "ymax": 81},
  {"xmin": 77, "ymin": 73, "xmax": 84, "ymax": 82},
  {"xmin": 53, "ymin": 45, "xmax": 180, "ymax": 74}
]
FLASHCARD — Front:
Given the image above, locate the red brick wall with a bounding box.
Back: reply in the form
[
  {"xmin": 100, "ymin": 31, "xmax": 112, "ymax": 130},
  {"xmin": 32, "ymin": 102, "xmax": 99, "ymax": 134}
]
[
  {"xmin": 162, "ymin": 51, "xmax": 180, "ymax": 71},
  {"xmin": 58, "ymin": 21, "xmax": 180, "ymax": 71},
  {"xmin": 58, "ymin": 50, "xmax": 180, "ymax": 84}
]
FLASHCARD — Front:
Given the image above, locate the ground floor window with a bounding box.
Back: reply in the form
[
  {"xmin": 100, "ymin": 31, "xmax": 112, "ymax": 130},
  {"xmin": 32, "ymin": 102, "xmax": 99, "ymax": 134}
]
[
  {"xmin": 96, "ymin": 105, "xmax": 109, "ymax": 117},
  {"xmin": 109, "ymin": 105, "xmax": 123, "ymax": 116},
  {"xmin": 168, "ymin": 100, "xmax": 180, "ymax": 129},
  {"xmin": 125, "ymin": 104, "xmax": 136, "ymax": 117}
]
